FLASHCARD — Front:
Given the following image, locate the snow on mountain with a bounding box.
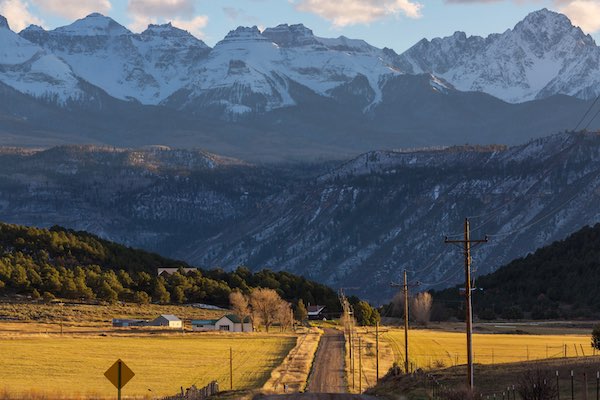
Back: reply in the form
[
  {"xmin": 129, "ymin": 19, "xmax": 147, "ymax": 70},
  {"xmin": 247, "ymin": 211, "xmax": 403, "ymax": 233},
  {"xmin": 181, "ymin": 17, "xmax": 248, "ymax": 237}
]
[
  {"xmin": 3, "ymin": 9, "xmax": 600, "ymax": 111},
  {"xmin": 20, "ymin": 13, "xmax": 211, "ymax": 104},
  {"xmin": 169, "ymin": 23, "xmax": 401, "ymax": 114},
  {"xmin": 397, "ymin": 9, "xmax": 600, "ymax": 103},
  {"xmin": 0, "ymin": 16, "xmax": 83, "ymax": 103}
]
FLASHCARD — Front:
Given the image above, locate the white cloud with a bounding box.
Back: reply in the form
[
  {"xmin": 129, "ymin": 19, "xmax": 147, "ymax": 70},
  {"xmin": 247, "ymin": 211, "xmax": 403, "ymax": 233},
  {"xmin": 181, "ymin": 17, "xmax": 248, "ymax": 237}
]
[
  {"xmin": 445, "ymin": 0, "xmax": 600, "ymax": 33},
  {"xmin": 32, "ymin": 0, "xmax": 111, "ymax": 19},
  {"xmin": 295, "ymin": 0, "xmax": 423, "ymax": 27},
  {"xmin": 172, "ymin": 15, "xmax": 208, "ymax": 38},
  {"xmin": 556, "ymin": 0, "xmax": 600, "ymax": 32},
  {"xmin": 128, "ymin": 0, "xmax": 194, "ymax": 18},
  {"xmin": 0, "ymin": 0, "xmax": 43, "ymax": 31},
  {"xmin": 126, "ymin": 0, "xmax": 208, "ymax": 38}
]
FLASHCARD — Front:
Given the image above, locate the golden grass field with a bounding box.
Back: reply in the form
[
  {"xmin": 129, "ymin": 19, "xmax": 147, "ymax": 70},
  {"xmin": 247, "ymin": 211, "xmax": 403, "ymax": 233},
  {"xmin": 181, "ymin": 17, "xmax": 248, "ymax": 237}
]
[
  {"xmin": 0, "ymin": 333, "xmax": 296, "ymax": 399},
  {"xmin": 382, "ymin": 328, "xmax": 595, "ymax": 371}
]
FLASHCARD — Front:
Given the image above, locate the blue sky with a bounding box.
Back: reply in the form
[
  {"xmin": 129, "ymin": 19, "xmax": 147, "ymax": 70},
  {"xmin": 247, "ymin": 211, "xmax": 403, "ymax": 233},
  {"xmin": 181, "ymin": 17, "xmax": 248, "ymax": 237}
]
[{"xmin": 1, "ymin": 0, "xmax": 600, "ymax": 53}]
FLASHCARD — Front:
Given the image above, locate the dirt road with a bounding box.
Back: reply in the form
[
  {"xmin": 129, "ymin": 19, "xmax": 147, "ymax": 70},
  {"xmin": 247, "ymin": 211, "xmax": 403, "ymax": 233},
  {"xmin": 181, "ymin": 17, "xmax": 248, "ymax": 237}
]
[
  {"xmin": 256, "ymin": 329, "xmax": 379, "ymax": 399},
  {"xmin": 306, "ymin": 328, "xmax": 346, "ymax": 393}
]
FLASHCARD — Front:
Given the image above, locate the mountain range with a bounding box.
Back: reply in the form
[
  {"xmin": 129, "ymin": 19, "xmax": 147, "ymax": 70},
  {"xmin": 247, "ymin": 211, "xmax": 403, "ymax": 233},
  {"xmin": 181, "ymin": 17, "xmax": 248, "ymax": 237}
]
[
  {"xmin": 2, "ymin": 131, "xmax": 600, "ymax": 301},
  {"xmin": 0, "ymin": 9, "xmax": 600, "ymax": 160}
]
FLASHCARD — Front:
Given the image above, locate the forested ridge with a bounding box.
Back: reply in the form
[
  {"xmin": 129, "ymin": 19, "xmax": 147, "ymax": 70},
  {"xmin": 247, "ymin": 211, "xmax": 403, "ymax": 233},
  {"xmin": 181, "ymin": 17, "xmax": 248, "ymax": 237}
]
[
  {"xmin": 434, "ymin": 223, "xmax": 600, "ymax": 320},
  {"xmin": 0, "ymin": 222, "xmax": 340, "ymax": 311}
]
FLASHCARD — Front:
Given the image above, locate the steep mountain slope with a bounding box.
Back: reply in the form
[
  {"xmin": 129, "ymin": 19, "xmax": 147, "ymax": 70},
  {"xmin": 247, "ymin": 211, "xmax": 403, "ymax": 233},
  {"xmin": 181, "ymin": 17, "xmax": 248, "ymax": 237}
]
[
  {"xmin": 1, "ymin": 133, "xmax": 600, "ymax": 301},
  {"xmin": 434, "ymin": 223, "xmax": 600, "ymax": 319},
  {"xmin": 0, "ymin": 16, "xmax": 86, "ymax": 103},
  {"xmin": 396, "ymin": 9, "xmax": 600, "ymax": 103},
  {"xmin": 20, "ymin": 14, "xmax": 211, "ymax": 104},
  {"xmin": 163, "ymin": 23, "xmax": 399, "ymax": 114}
]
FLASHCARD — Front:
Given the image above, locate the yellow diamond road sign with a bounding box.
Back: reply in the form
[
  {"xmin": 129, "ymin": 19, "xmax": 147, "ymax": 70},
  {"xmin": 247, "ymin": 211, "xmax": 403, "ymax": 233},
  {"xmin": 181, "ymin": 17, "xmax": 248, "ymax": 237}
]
[{"xmin": 104, "ymin": 359, "xmax": 135, "ymax": 389}]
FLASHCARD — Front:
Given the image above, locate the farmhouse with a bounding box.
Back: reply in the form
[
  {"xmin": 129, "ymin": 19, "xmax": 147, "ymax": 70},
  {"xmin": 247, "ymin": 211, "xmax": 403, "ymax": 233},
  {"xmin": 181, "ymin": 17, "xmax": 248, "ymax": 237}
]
[
  {"xmin": 149, "ymin": 314, "xmax": 183, "ymax": 328},
  {"xmin": 191, "ymin": 314, "xmax": 253, "ymax": 332},
  {"xmin": 307, "ymin": 305, "xmax": 326, "ymax": 320}
]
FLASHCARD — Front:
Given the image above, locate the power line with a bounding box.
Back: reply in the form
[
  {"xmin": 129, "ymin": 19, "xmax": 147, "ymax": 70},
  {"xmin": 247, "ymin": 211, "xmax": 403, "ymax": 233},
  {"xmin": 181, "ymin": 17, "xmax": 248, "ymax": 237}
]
[
  {"xmin": 487, "ymin": 189, "xmax": 581, "ymax": 238},
  {"xmin": 574, "ymin": 94, "xmax": 600, "ymax": 132},
  {"xmin": 583, "ymin": 106, "xmax": 600, "ymax": 131}
]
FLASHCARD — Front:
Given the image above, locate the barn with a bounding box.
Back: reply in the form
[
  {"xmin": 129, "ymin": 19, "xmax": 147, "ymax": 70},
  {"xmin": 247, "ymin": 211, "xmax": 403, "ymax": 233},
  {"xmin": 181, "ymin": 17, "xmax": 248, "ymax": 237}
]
[{"xmin": 149, "ymin": 314, "xmax": 183, "ymax": 328}]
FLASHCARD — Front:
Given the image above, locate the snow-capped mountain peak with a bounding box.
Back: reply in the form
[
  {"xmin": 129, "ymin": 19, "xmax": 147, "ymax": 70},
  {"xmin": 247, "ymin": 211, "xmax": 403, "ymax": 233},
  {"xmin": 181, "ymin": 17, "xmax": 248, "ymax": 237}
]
[
  {"xmin": 396, "ymin": 8, "xmax": 600, "ymax": 103},
  {"xmin": 53, "ymin": 13, "xmax": 130, "ymax": 36},
  {"xmin": 262, "ymin": 23, "xmax": 319, "ymax": 47},
  {"xmin": 0, "ymin": 15, "xmax": 9, "ymax": 30},
  {"xmin": 218, "ymin": 26, "xmax": 270, "ymax": 45}
]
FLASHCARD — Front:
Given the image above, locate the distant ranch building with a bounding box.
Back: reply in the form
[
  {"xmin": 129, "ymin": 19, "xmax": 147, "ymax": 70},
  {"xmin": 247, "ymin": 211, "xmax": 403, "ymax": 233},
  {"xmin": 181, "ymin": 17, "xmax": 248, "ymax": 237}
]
[
  {"xmin": 149, "ymin": 314, "xmax": 183, "ymax": 328},
  {"xmin": 192, "ymin": 314, "xmax": 252, "ymax": 332},
  {"xmin": 112, "ymin": 318, "xmax": 147, "ymax": 327},
  {"xmin": 307, "ymin": 305, "xmax": 326, "ymax": 320}
]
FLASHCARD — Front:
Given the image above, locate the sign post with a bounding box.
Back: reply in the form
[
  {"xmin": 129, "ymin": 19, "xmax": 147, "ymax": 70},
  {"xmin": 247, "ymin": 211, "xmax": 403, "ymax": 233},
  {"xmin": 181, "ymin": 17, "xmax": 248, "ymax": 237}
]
[{"xmin": 104, "ymin": 359, "xmax": 135, "ymax": 400}]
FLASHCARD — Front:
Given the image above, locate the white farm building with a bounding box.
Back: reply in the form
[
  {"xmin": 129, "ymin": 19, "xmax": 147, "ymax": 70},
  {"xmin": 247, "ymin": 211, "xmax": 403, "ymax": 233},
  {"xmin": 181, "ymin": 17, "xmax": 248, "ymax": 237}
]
[
  {"xmin": 149, "ymin": 314, "xmax": 183, "ymax": 328},
  {"xmin": 191, "ymin": 314, "xmax": 252, "ymax": 332}
]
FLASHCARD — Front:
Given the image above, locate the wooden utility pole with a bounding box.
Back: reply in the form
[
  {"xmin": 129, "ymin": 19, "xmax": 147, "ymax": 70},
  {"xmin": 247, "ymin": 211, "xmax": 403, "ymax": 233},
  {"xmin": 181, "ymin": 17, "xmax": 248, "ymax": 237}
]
[
  {"xmin": 445, "ymin": 218, "xmax": 488, "ymax": 391},
  {"xmin": 403, "ymin": 270, "xmax": 410, "ymax": 374},
  {"xmin": 230, "ymin": 347, "xmax": 233, "ymax": 390},
  {"xmin": 391, "ymin": 270, "xmax": 419, "ymax": 374},
  {"xmin": 358, "ymin": 336, "xmax": 362, "ymax": 393},
  {"xmin": 375, "ymin": 321, "xmax": 379, "ymax": 381}
]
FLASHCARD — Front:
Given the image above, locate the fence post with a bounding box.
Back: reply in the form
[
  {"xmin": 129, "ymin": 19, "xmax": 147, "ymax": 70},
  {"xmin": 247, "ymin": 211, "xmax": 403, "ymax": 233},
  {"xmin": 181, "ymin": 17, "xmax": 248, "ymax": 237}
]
[
  {"xmin": 557, "ymin": 371, "xmax": 560, "ymax": 400},
  {"xmin": 571, "ymin": 370, "xmax": 574, "ymax": 400}
]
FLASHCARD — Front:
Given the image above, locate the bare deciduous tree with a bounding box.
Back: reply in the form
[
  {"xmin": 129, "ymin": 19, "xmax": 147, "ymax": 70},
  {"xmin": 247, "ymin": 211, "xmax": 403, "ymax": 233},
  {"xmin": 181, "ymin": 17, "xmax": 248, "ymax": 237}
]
[
  {"xmin": 277, "ymin": 300, "xmax": 293, "ymax": 331},
  {"xmin": 250, "ymin": 288, "xmax": 286, "ymax": 332},
  {"xmin": 517, "ymin": 368, "xmax": 558, "ymax": 400},
  {"xmin": 229, "ymin": 291, "xmax": 251, "ymax": 332},
  {"xmin": 411, "ymin": 292, "xmax": 433, "ymax": 324},
  {"xmin": 391, "ymin": 291, "xmax": 405, "ymax": 318}
]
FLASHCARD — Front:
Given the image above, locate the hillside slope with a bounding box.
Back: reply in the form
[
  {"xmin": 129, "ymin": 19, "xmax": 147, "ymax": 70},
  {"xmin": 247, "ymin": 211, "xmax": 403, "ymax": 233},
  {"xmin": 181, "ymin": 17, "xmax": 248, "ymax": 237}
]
[
  {"xmin": 0, "ymin": 222, "xmax": 340, "ymax": 311},
  {"xmin": 2, "ymin": 133, "xmax": 600, "ymax": 301},
  {"xmin": 434, "ymin": 223, "xmax": 600, "ymax": 319}
]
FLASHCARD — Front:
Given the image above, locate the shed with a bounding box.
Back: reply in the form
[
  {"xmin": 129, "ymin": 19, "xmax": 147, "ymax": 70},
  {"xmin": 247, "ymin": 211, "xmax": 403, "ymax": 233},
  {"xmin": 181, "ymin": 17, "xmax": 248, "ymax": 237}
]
[
  {"xmin": 215, "ymin": 314, "xmax": 253, "ymax": 332},
  {"xmin": 149, "ymin": 314, "xmax": 183, "ymax": 328},
  {"xmin": 112, "ymin": 318, "xmax": 147, "ymax": 327},
  {"xmin": 191, "ymin": 319, "xmax": 218, "ymax": 331}
]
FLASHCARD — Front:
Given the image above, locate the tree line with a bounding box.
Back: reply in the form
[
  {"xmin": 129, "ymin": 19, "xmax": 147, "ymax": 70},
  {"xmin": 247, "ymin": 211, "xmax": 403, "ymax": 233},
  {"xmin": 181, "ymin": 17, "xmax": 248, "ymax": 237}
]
[
  {"xmin": 432, "ymin": 223, "xmax": 600, "ymax": 320},
  {"xmin": 0, "ymin": 222, "xmax": 340, "ymax": 311}
]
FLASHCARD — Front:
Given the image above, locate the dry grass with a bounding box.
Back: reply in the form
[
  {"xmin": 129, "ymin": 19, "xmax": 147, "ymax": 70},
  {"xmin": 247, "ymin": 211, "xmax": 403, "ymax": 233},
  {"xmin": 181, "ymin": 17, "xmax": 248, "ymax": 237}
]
[
  {"xmin": 383, "ymin": 328, "xmax": 595, "ymax": 371},
  {"xmin": 262, "ymin": 327, "xmax": 323, "ymax": 393},
  {"xmin": 0, "ymin": 302, "xmax": 225, "ymax": 336},
  {"xmin": 0, "ymin": 332, "xmax": 297, "ymax": 399},
  {"xmin": 344, "ymin": 326, "xmax": 396, "ymax": 394}
]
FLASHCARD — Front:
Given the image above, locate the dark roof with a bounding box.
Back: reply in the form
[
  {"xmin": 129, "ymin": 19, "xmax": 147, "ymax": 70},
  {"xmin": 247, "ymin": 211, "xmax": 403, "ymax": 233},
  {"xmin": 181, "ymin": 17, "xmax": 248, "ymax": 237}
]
[
  {"xmin": 307, "ymin": 305, "xmax": 326, "ymax": 313},
  {"xmin": 222, "ymin": 314, "xmax": 251, "ymax": 323},
  {"xmin": 191, "ymin": 319, "xmax": 218, "ymax": 325}
]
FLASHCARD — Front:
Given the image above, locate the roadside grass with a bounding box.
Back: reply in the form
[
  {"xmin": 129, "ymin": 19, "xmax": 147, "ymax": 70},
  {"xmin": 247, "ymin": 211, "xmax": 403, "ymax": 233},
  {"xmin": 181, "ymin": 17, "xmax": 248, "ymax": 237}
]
[
  {"xmin": 262, "ymin": 327, "xmax": 323, "ymax": 393},
  {"xmin": 382, "ymin": 328, "xmax": 594, "ymax": 371},
  {"xmin": 369, "ymin": 356, "xmax": 600, "ymax": 400},
  {"xmin": 0, "ymin": 333, "xmax": 297, "ymax": 398},
  {"xmin": 344, "ymin": 326, "xmax": 396, "ymax": 394}
]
